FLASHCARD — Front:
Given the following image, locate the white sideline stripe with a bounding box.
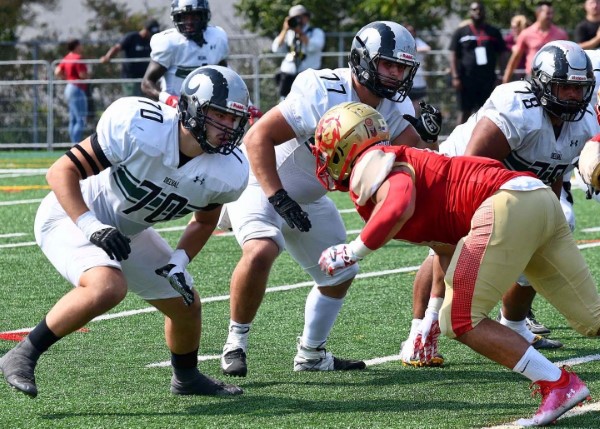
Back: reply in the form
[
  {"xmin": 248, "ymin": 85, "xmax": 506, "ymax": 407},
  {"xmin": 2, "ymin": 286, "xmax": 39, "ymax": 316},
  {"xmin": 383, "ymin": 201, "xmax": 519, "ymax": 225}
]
[
  {"xmin": 0, "ymin": 169, "xmax": 47, "ymax": 174},
  {"xmin": 1, "ymin": 266, "xmax": 421, "ymax": 335},
  {"xmin": 482, "ymin": 402, "xmax": 600, "ymax": 429},
  {"xmin": 0, "ymin": 233, "xmax": 26, "ymax": 238},
  {"xmin": 0, "ymin": 241, "xmax": 37, "ymax": 248},
  {"xmin": 146, "ymin": 355, "xmax": 221, "ymax": 368},
  {"xmin": 0, "ymin": 198, "xmax": 43, "ymax": 206},
  {"xmin": 581, "ymin": 226, "xmax": 600, "ymax": 233}
]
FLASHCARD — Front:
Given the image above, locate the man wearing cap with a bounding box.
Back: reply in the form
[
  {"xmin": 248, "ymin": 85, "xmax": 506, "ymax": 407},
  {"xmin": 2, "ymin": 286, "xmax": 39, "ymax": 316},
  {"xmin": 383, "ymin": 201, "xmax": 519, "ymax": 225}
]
[
  {"xmin": 100, "ymin": 19, "xmax": 161, "ymax": 97},
  {"xmin": 272, "ymin": 4, "xmax": 325, "ymax": 100}
]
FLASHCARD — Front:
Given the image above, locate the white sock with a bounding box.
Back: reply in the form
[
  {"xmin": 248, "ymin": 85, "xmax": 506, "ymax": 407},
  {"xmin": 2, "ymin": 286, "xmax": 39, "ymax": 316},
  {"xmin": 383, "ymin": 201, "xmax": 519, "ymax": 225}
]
[
  {"xmin": 300, "ymin": 286, "xmax": 344, "ymax": 349},
  {"xmin": 224, "ymin": 320, "xmax": 251, "ymax": 352},
  {"xmin": 499, "ymin": 311, "xmax": 536, "ymax": 343},
  {"xmin": 512, "ymin": 346, "xmax": 562, "ymax": 383}
]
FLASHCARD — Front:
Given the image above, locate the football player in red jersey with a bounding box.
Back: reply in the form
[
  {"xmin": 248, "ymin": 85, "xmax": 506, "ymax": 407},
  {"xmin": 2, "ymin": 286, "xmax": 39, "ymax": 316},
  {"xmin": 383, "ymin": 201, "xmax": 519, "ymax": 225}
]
[{"xmin": 315, "ymin": 102, "xmax": 599, "ymax": 427}]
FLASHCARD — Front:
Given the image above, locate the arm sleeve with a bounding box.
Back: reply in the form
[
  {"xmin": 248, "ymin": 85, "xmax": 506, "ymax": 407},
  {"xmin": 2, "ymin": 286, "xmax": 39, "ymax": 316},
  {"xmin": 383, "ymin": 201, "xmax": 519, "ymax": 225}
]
[{"xmin": 359, "ymin": 170, "xmax": 414, "ymax": 251}]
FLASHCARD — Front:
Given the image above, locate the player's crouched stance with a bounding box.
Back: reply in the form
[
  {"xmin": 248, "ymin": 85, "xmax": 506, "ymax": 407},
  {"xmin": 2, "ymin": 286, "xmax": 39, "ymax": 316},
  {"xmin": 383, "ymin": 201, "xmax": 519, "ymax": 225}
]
[
  {"xmin": 0, "ymin": 65, "xmax": 250, "ymax": 398},
  {"xmin": 314, "ymin": 102, "xmax": 599, "ymax": 426}
]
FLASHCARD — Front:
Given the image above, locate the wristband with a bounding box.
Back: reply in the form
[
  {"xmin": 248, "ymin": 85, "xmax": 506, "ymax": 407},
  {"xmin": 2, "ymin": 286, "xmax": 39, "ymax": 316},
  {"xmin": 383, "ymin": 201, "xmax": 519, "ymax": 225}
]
[
  {"xmin": 348, "ymin": 237, "xmax": 373, "ymax": 259},
  {"xmin": 75, "ymin": 211, "xmax": 111, "ymax": 240},
  {"xmin": 427, "ymin": 296, "xmax": 444, "ymax": 313},
  {"xmin": 169, "ymin": 248, "xmax": 190, "ymax": 268},
  {"xmin": 159, "ymin": 91, "xmax": 172, "ymax": 104}
]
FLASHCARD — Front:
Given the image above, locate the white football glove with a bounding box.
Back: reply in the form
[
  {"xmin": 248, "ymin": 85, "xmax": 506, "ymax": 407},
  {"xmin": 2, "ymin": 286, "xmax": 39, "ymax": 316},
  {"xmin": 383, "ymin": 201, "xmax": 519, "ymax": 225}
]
[
  {"xmin": 319, "ymin": 244, "xmax": 361, "ymax": 276},
  {"xmin": 414, "ymin": 309, "xmax": 441, "ymax": 364}
]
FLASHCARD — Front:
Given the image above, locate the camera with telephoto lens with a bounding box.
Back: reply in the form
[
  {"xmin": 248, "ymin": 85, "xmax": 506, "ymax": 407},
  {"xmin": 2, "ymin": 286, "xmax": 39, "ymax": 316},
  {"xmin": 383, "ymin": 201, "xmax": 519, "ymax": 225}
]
[{"xmin": 288, "ymin": 16, "xmax": 300, "ymax": 28}]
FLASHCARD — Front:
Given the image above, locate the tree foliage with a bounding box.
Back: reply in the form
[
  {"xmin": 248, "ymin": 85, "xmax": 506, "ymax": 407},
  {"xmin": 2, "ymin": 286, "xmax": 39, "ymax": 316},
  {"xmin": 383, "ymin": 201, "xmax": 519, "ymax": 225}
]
[
  {"xmin": 234, "ymin": 0, "xmax": 587, "ymax": 40},
  {"xmin": 0, "ymin": 0, "xmax": 57, "ymax": 42}
]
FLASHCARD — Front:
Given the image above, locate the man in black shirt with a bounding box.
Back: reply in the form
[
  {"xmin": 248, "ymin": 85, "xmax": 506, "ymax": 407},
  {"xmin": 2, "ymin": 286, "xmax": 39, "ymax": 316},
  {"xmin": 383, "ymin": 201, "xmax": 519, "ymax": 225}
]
[
  {"xmin": 575, "ymin": 0, "xmax": 600, "ymax": 49},
  {"xmin": 100, "ymin": 19, "xmax": 160, "ymax": 96},
  {"xmin": 449, "ymin": 2, "xmax": 506, "ymax": 125}
]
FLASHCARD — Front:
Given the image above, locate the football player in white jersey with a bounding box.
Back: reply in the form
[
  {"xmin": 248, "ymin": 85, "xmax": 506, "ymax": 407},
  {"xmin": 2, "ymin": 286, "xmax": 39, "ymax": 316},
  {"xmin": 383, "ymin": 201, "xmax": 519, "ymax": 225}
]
[
  {"xmin": 401, "ymin": 40, "xmax": 598, "ymax": 366},
  {"xmin": 0, "ymin": 66, "xmax": 251, "ymax": 398},
  {"xmin": 141, "ymin": 0, "xmax": 228, "ymax": 108},
  {"xmin": 219, "ymin": 21, "xmax": 442, "ymax": 377}
]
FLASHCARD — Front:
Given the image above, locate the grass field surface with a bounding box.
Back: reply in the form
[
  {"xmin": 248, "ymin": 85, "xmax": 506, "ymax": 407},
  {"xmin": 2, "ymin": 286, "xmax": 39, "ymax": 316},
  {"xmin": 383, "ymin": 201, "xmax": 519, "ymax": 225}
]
[{"xmin": 0, "ymin": 152, "xmax": 599, "ymax": 428}]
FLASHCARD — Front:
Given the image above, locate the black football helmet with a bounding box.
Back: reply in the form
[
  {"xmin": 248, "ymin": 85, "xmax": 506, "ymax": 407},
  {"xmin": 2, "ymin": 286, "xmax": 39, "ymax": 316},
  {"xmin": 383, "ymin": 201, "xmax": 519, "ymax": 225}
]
[
  {"xmin": 171, "ymin": 0, "xmax": 211, "ymax": 46},
  {"xmin": 178, "ymin": 65, "xmax": 250, "ymax": 155},
  {"xmin": 349, "ymin": 21, "xmax": 419, "ymax": 102},
  {"xmin": 529, "ymin": 40, "xmax": 595, "ymax": 122}
]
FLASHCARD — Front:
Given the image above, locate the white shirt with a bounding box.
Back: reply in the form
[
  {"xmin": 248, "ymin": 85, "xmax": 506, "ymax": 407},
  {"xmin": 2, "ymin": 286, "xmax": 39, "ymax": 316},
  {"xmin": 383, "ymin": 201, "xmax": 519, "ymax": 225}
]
[
  {"xmin": 245, "ymin": 67, "xmax": 413, "ymax": 203},
  {"xmin": 150, "ymin": 26, "xmax": 229, "ymax": 95},
  {"xmin": 271, "ymin": 24, "xmax": 325, "ymax": 75},
  {"xmin": 441, "ymin": 80, "xmax": 600, "ymax": 184},
  {"xmin": 79, "ymin": 97, "xmax": 248, "ymax": 236}
]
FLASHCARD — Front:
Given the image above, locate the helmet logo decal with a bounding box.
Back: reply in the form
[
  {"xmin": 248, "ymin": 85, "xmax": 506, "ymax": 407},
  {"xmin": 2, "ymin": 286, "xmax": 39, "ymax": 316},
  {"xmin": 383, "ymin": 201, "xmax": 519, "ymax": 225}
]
[{"xmin": 316, "ymin": 114, "xmax": 342, "ymax": 151}]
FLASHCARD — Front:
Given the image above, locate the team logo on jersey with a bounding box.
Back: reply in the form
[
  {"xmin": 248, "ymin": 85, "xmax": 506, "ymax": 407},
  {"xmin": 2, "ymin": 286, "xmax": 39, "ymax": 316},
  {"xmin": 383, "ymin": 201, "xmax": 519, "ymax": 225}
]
[
  {"xmin": 570, "ymin": 139, "xmax": 579, "ymax": 147},
  {"xmin": 551, "ymin": 153, "xmax": 562, "ymax": 160},
  {"xmin": 193, "ymin": 176, "xmax": 205, "ymax": 184},
  {"xmin": 163, "ymin": 177, "xmax": 180, "ymax": 188}
]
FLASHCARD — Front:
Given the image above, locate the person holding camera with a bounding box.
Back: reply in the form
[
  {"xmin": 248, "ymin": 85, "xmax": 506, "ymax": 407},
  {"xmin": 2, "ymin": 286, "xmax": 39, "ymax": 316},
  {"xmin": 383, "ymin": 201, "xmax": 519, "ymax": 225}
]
[{"xmin": 271, "ymin": 4, "xmax": 325, "ymax": 100}]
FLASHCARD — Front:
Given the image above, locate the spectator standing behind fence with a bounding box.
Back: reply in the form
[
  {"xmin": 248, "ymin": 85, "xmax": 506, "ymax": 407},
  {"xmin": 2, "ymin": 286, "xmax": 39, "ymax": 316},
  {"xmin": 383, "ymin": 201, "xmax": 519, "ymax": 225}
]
[
  {"xmin": 100, "ymin": 19, "xmax": 161, "ymax": 96},
  {"xmin": 449, "ymin": 2, "xmax": 506, "ymax": 125},
  {"xmin": 405, "ymin": 24, "xmax": 431, "ymax": 116},
  {"xmin": 576, "ymin": 0, "xmax": 600, "ymax": 49},
  {"xmin": 54, "ymin": 38, "xmax": 89, "ymax": 143},
  {"xmin": 502, "ymin": 15, "xmax": 530, "ymax": 81},
  {"xmin": 271, "ymin": 4, "xmax": 325, "ymax": 101},
  {"xmin": 502, "ymin": 1, "xmax": 567, "ymax": 83}
]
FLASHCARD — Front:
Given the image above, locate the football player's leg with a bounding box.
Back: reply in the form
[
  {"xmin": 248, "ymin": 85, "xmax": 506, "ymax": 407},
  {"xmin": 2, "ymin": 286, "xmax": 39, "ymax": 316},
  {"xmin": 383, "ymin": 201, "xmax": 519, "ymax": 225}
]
[
  {"xmin": 1, "ymin": 207, "xmax": 126, "ymax": 398},
  {"xmin": 287, "ymin": 197, "xmax": 365, "ymax": 371},
  {"xmin": 525, "ymin": 200, "xmax": 600, "ymax": 338},
  {"xmin": 221, "ymin": 184, "xmax": 286, "ymax": 376},
  {"xmin": 443, "ymin": 190, "xmax": 590, "ymax": 425},
  {"xmin": 126, "ymin": 229, "xmax": 241, "ymax": 396}
]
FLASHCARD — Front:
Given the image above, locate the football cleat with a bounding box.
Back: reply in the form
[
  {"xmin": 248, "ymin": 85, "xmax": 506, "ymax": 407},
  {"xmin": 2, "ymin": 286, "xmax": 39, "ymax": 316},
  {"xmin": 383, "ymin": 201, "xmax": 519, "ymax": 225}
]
[
  {"xmin": 526, "ymin": 309, "xmax": 551, "ymax": 336},
  {"xmin": 293, "ymin": 339, "xmax": 366, "ymax": 372},
  {"xmin": 170, "ymin": 370, "xmax": 243, "ymax": 396},
  {"xmin": 0, "ymin": 337, "xmax": 41, "ymax": 398},
  {"xmin": 221, "ymin": 348, "xmax": 247, "ymax": 377},
  {"xmin": 531, "ymin": 335, "xmax": 563, "ymax": 350},
  {"xmin": 516, "ymin": 366, "xmax": 591, "ymax": 427},
  {"xmin": 399, "ymin": 341, "xmax": 444, "ymax": 367}
]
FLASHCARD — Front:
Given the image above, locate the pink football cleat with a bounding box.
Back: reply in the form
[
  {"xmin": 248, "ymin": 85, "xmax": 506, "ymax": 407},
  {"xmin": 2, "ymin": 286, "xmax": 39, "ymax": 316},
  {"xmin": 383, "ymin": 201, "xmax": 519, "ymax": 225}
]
[{"xmin": 517, "ymin": 366, "xmax": 591, "ymax": 427}]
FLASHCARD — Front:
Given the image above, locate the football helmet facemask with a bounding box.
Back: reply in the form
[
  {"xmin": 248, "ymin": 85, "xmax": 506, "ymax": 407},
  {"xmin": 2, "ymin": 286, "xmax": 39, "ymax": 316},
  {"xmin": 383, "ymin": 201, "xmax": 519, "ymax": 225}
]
[
  {"xmin": 349, "ymin": 21, "xmax": 419, "ymax": 102},
  {"xmin": 529, "ymin": 40, "xmax": 594, "ymax": 122},
  {"xmin": 178, "ymin": 65, "xmax": 250, "ymax": 155},
  {"xmin": 313, "ymin": 102, "xmax": 390, "ymax": 191},
  {"xmin": 171, "ymin": 0, "xmax": 211, "ymax": 45}
]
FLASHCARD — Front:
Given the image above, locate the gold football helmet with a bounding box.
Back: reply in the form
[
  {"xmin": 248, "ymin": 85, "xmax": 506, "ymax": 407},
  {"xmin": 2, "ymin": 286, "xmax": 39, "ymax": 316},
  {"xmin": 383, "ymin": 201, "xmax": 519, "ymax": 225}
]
[{"xmin": 313, "ymin": 101, "xmax": 390, "ymax": 191}]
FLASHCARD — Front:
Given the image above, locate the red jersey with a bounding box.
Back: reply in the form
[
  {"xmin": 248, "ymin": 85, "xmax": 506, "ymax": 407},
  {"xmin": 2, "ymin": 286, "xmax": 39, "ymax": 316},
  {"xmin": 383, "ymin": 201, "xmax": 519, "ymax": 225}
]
[
  {"xmin": 57, "ymin": 52, "xmax": 88, "ymax": 91},
  {"xmin": 350, "ymin": 145, "xmax": 538, "ymax": 246}
]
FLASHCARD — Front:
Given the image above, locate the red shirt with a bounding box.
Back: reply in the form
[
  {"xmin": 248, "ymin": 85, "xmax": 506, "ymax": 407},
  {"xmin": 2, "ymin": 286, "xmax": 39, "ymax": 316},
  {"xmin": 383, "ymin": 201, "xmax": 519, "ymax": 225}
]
[
  {"xmin": 351, "ymin": 146, "xmax": 536, "ymax": 246},
  {"xmin": 57, "ymin": 52, "xmax": 88, "ymax": 91}
]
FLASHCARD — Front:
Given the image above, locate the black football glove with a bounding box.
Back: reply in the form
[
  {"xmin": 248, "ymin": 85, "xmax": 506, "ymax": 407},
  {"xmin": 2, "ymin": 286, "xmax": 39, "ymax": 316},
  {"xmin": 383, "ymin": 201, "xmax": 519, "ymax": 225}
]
[
  {"xmin": 155, "ymin": 264, "xmax": 194, "ymax": 306},
  {"xmin": 586, "ymin": 184, "xmax": 600, "ymax": 200},
  {"xmin": 89, "ymin": 227, "xmax": 131, "ymax": 261},
  {"xmin": 268, "ymin": 189, "xmax": 312, "ymax": 232},
  {"xmin": 403, "ymin": 101, "xmax": 442, "ymax": 143}
]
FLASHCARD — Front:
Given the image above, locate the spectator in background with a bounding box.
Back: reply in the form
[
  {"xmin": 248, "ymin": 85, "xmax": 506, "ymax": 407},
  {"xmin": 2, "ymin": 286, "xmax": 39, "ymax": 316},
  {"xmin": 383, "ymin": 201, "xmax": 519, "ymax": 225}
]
[
  {"xmin": 502, "ymin": 15, "xmax": 530, "ymax": 81},
  {"xmin": 502, "ymin": 1, "xmax": 568, "ymax": 83},
  {"xmin": 54, "ymin": 38, "xmax": 89, "ymax": 143},
  {"xmin": 576, "ymin": 0, "xmax": 600, "ymax": 49},
  {"xmin": 405, "ymin": 23, "xmax": 431, "ymax": 115},
  {"xmin": 271, "ymin": 4, "xmax": 325, "ymax": 101},
  {"xmin": 449, "ymin": 2, "xmax": 506, "ymax": 125},
  {"xmin": 100, "ymin": 19, "xmax": 161, "ymax": 96}
]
